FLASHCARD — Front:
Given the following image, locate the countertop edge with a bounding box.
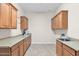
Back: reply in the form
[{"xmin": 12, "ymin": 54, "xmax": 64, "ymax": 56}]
[
  {"xmin": 57, "ymin": 38, "xmax": 79, "ymax": 51},
  {"xmin": 0, "ymin": 33, "xmax": 31, "ymax": 47}
]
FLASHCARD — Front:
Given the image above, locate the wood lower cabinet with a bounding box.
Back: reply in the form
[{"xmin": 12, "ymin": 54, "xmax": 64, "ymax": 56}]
[
  {"xmin": 23, "ymin": 35, "xmax": 31, "ymax": 54},
  {"xmin": 19, "ymin": 44, "xmax": 24, "ymax": 56},
  {"xmin": 12, "ymin": 48, "xmax": 19, "ymax": 56},
  {"xmin": 0, "ymin": 47, "xmax": 10, "ymax": 56},
  {"xmin": 56, "ymin": 40, "xmax": 77, "ymax": 56},
  {"xmin": 63, "ymin": 48, "xmax": 72, "ymax": 56},
  {"xmin": 23, "ymin": 40, "xmax": 27, "ymax": 54},
  {"xmin": 63, "ymin": 44, "xmax": 75, "ymax": 56},
  {"xmin": 56, "ymin": 40, "xmax": 63, "ymax": 56},
  {"xmin": 19, "ymin": 40, "xmax": 24, "ymax": 56},
  {"xmin": 0, "ymin": 35, "xmax": 31, "ymax": 56}
]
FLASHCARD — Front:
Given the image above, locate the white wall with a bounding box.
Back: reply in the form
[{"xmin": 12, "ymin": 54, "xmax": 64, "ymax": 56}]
[
  {"xmin": 0, "ymin": 29, "xmax": 11, "ymax": 39},
  {"xmin": 56, "ymin": 3, "xmax": 79, "ymax": 39},
  {"xmin": 25, "ymin": 12, "xmax": 56, "ymax": 44}
]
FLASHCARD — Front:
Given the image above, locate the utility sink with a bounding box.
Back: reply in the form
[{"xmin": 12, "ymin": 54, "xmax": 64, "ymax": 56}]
[{"xmin": 59, "ymin": 38, "xmax": 71, "ymax": 41}]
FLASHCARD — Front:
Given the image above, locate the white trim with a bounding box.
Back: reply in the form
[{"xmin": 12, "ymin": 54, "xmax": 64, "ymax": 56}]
[{"xmin": 31, "ymin": 42, "xmax": 56, "ymax": 44}]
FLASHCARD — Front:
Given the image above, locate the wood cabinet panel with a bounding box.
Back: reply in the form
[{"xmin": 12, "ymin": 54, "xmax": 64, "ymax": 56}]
[
  {"xmin": 23, "ymin": 40, "xmax": 27, "ymax": 53},
  {"xmin": 0, "ymin": 3, "xmax": 17, "ymax": 29},
  {"xmin": 0, "ymin": 47, "xmax": 10, "ymax": 56},
  {"xmin": 63, "ymin": 44, "xmax": 75, "ymax": 56},
  {"xmin": 11, "ymin": 43, "xmax": 19, "ymax": 52},
  {"xmin": 11, "ymin": 6, "xmax": 17, "ymax": 28},
  {"xmin": 12, "ymin": 48, "xmax": 19, "ymax": 56},
  {"xmin": 0, "ymin": 3, "xmax": 11, "ymax": 28},
  {"xmin": 63, "ymin": 48, "xmax": 73, "ymax": 56},
  {"xmin": 62, "ymin": 11, "xmax": 68, "ymax": 29},
  {"xmin": 51, "ymin": 10, "xmax": 68, "ymax": 30},
  {"xmin": 56, "ymin": 40, "xmax": 76, "ymax": 56},
  {"xmin": 56, "ymin": 40, "xmax": 62, "ymax": 46},
  {"xmin": 0, "ymin": 53, "xmax": 10, "ymax": 56},
  {"xmin": 56, "ymin": 40, "xmax": 63, "ymax": 56},
  {"xmin": 23, "ymin": 35, "xmax": 31, "ymax": 54},
  {"xmin": 20, "ymin": 16, "xmax": 28, "ymax": 30},
  {"xmin": 19, "ymin": 43, "xmax": 24, "ymax": 56},
  {"xmin": 18, "ymin": 40, "xmax": 24, "ymax": 56}
]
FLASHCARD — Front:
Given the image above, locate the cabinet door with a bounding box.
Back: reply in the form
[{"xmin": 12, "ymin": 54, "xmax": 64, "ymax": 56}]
[
  {"xmin": 62, "ymin": 11, "xmax": 68, "ymax": 29},
  {"xmin": 27, "ymin": 36, "xmax": 31, "ymax": 47},
  {"xmin": 56, "ymin": 40, "xmax": 63, "ymax": 56},
  {"xmin": 57, "ymin": 13, "xmax": 62, "ymax": 29},
  {"xmin": 20, "ymin": 16, "xmax": 28, "ymax": 30},
  {"xmin": 54, "ymin": 17, "xmax": 58, "ymax": 29},
  {"xmin": 52, "ymin": 19, "xmax": 55, "ymax": 29},
  {"xmin": 63, "ymin": 44, "xmax": 75, "ymax": 56},
  {"xmin": 24, "ymin": 40, "xmax": 27, "ymax": 53},
  {"xmin": 19, "ymin": 43, "xmax": 24, "ymax": 56},
  {"xmin": 56, "ymin": 44, "xmax": 63, "ymax": 56},
  {"xmin": 11, "ymin": 6, "xmax": 17, "ymax": 28},
  {"xmin": 20, "ymin": 19, "xmax": 25, "ymax": 30},
  {"xmin": 0, "ymin": 3, "xmax": 11, "ymax": 28},
  {"xmin": 23, "ymin": 18, "xmax": 27, "ymax": 29},
  {"xmin": 12, "ymin": 48, "xmax": 19, "ymax": 56},
  {"xmin": 26, "ymin": 19, "xmax": 28, "ymax": 29},
  {"xmin": 63, "ymin": 48, "xmax": 72, "ymax": 56}
]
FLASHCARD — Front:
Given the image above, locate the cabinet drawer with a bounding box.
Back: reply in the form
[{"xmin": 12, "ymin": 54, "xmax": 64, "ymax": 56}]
[
  {"xmin": 11, "ymin": 43, "xmax": 19, "ymax": 52},
  {"xmin": 0, "ymin": 47, "xmax": 10, "ymax": 53},
  {"xmin": 63, "ymin": 48, "xmax": 73, "ymax": 56},
  {"xmin": 63, "ymin": 44, "xmax": 75, "ymax": 56},
  {"xmin": 56, "ymin": 40, "xmax": 62, "ymax": 46}
]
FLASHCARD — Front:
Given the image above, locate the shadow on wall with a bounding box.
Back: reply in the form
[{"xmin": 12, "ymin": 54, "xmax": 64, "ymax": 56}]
[
  {"xmin": 52, "ymin": 29, "xmax": 68, "ymax": 38},
  {"xmin": 0, "ymin": 29, "xmax": 11, "ymax": 39}
]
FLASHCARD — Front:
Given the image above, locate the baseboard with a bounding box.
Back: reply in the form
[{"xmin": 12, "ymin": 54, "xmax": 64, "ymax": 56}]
[{"xmin": 32, "ymin": 42, "xmax": 56, "ymax": 44}]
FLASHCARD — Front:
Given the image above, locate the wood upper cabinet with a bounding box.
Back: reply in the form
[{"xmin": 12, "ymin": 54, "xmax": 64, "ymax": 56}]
[
  {"xmin": 0, "ymin": 3, "xmax": 17, "ymax": 29},
  {"xmin": 0, "ymin": 3, "xmax": 11, "ymax": 28},
  {"xmin": 20, "ymin": 16, "xmax": 28, "ymax": 30},
  {"xmin": 51, "ymin": 10, "xmax": 68, "ymax": 30},
  {"xmin": 11, "ymin": 5, "xmax": 17, "ymax": 28}
]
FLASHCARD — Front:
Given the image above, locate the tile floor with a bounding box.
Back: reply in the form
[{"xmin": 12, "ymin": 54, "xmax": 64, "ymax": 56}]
[{"xmin": 25, "ymin": 44, "xmax": 56, "ymax": 56}]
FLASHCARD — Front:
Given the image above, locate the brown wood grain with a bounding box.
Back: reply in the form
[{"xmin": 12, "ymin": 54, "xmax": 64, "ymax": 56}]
[{"xmin": 51, "ymin": 10, "xmax": 68, "ymax": 29}]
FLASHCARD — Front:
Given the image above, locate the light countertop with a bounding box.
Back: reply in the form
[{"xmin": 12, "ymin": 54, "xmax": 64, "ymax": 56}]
[
  {"xmin": 57, "ymin": 38, "xmax": 79, "ymax": 51},
  {"xmin": 0, "ymin": 33, "xmax": 31, "ymax": 47}
]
